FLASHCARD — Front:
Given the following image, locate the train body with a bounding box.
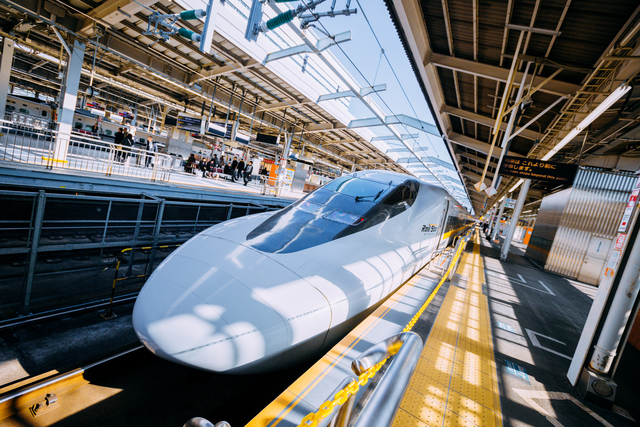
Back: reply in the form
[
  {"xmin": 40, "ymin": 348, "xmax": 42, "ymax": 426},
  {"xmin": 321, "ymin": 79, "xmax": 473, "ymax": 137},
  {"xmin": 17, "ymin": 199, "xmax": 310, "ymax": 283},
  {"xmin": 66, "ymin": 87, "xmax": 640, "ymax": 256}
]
[{"xmin": 132, "ymin": 170, "xmax": 473, "ymax": 374}]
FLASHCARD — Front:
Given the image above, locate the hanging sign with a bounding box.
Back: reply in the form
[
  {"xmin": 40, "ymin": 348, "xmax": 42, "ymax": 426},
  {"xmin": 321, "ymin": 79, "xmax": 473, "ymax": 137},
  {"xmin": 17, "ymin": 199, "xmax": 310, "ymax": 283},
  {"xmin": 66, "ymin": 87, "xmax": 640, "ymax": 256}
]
[{"xmin": 499, "ymin": 156, "xmax": 578, "ymax": 185}]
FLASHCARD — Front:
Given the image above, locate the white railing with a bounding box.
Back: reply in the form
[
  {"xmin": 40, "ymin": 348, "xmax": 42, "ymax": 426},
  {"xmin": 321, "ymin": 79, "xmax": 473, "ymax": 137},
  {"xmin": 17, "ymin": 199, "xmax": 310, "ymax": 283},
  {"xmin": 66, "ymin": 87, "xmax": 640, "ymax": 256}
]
[{"xmin": 0, "ymin": 120, "xmax": 172, "ymax": 182}]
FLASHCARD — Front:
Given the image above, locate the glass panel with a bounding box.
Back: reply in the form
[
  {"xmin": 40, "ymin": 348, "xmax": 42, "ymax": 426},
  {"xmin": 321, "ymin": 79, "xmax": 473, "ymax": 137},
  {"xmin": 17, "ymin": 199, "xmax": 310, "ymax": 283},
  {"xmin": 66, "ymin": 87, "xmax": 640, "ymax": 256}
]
[
  {"xmin": 298, "ymin": 201, "xmax": 322, "ymax": 213},
  {"xmin": 324, "ymin": 210, "xmax": 364, "ymax": 225}
]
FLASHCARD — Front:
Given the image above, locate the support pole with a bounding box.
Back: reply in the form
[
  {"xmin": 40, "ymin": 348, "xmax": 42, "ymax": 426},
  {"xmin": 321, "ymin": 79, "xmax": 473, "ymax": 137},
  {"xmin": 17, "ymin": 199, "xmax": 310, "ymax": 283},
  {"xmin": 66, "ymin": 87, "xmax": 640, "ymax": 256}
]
[
  {"xmin": 54, "ymin": 39, "xmax": 86, "ymax": 163},
  {"xmin": 488, "ymin": 62, "xmax": 531, "ymax": 191},
  {"xmin": 589, "ymin": 234, "xmax": 640, "ymax": 374},
  {"xmin": 491, "ymin": 199, "xmax": 506, "ymax": 241},
  {"xmin": 0, "ymin": 37, "xmax": 15, "ymax": 120},
  {"xmin": 500, "ymin": 179, "xmax": 530, "ymax": 260},
  {"xmin": 21, "ymin": 190, "xmax": 46, "ymax": 315},
  {"xmin": 146, "ymin": 199, "xmax": 166, "ymax": 277}
]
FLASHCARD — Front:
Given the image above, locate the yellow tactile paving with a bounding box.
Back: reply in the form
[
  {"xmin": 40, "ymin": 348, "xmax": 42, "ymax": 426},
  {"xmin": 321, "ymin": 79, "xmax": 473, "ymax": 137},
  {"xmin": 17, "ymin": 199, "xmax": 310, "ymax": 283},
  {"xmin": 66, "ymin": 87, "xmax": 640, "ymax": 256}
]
[{"xmin": 392, "ymin": 230, "xmax": 502, "ymax": 427}]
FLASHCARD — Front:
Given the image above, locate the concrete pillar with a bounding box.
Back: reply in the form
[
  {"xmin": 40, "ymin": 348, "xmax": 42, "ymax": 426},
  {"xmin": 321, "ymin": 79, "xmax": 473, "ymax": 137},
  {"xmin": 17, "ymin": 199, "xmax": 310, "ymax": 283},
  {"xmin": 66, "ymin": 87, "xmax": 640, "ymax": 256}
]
[
  {"xmin": 54, "ymin": 39, "xmax": 86, "ymax": 162},
  {"xmin": 500, "ymin": 179, "xmax": 531, "ymax": 260},
  {"xmin": 131, "ymin": 109, "xmax": 137, "ymax": 126},
  {"xmin": 0, "ymin": 37, "xmax": 15, "ymax": 120},
  {"xmin": 491, "ymin": 199, "xmax": 506, "ymax": 241},
  {"xmin": 589, "ymin": 234, "xmax": 640, "ymax": 374}
]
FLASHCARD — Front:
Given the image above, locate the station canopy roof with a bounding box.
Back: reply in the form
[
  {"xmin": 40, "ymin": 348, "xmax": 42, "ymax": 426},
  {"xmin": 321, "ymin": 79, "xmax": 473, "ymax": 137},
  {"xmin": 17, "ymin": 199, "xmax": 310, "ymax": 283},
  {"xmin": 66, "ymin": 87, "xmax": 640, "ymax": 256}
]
[
  {"xmin": 386, "ymin": 0, "xmax": 640, "ymax": 215},
  {"xmin": 0, "ymin": 0, "xmax": 476, "ymax": 209}
]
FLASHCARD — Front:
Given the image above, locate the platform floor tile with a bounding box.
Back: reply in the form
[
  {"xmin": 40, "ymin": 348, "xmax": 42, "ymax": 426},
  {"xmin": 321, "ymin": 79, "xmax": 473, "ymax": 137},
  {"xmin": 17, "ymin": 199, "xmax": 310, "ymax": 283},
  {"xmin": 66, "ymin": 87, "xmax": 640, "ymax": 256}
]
[{"xmin": 392, "ymin": 231, "xmax": 502, "ymax": 427}]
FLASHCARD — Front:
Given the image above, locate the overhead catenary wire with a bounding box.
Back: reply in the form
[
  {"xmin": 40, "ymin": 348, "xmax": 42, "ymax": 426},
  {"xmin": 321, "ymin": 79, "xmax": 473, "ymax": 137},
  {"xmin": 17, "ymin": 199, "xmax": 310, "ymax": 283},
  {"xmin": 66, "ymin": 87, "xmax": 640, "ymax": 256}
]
[{"xmin": 295, "ymin": 0, "xmax": 470, "ymax": 207}]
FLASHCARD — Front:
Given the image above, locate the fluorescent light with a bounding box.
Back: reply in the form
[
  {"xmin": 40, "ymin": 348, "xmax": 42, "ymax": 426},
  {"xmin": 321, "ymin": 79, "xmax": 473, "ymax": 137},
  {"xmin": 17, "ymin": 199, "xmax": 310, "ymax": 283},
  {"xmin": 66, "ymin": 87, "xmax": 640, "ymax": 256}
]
[
  {"xmin": 510, "ymin": 179, "xmax": 524, "ymax": 192},
  {"xmin": 499, "ymin": 196, "xmax": 505, "ymax": 202},
  {"xmin": 541, "ymin": 84, "xmax": 631, "ymax": 161}
]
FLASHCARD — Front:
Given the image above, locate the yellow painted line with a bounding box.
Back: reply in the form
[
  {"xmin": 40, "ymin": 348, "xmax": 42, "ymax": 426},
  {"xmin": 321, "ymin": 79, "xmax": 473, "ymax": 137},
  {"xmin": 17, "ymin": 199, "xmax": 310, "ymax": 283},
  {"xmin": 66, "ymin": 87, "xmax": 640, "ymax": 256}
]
[
  {"xmin": 41, "ymin": 157, "xmax": 69, "ymax": 164},
  {"xmin": 247, "ymin": 269, "xmax": 435, "ymax": 427},
  {"xmin": 392, "ymin": 230, "xmax": 502, "ymax": 427}
]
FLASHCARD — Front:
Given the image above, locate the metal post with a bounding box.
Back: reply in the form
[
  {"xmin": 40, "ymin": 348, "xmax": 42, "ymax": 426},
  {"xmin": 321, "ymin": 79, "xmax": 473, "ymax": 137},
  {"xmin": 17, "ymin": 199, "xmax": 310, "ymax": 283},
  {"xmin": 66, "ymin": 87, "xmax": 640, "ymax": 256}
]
[
  {"xmin": 55, "ymin": 39, "xmax": 86, "ymax": 163},
  {"xmin": 488, "ymin": 62, "xmax": 531, "ymax": 192},
  {"xmin": 0, "ymin": 37, "xmax": 15, "ymax": 120},
  {"xmin": 146, "ymin": 199, "xmax": 165, "ymax": 276},
  {"xmin": 589, "ymin": 233, "xmax": 640, "ymax": 374},
  {"xmin": 127, "ymin": 197, "xmax": 146, "ymax": 276},
  {"xmin": 226, "ymin": 204, "xmax": 234, "ymax": 220},
  {"xmin": 223, "ymin": 89, "xmax": 235, "ymax": 130},
  {"xmin": 500, "ymin": 179, "xmax": 530, "ymax": 260},
  {"xmin": 248, "ymin": 98, "xmax": 258, "ymax": 139},
  {"xmin": 491, "ymin": 199, "xmax": 506, "ymax": 241},
  {"xmin": 21, "ymin": 190, "xmax": 46, "ymax": 315}
]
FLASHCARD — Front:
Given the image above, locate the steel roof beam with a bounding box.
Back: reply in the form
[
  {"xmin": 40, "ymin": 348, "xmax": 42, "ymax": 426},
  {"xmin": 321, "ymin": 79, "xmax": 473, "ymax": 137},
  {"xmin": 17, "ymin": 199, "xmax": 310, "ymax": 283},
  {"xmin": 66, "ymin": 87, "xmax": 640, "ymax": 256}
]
[
  {"xmin": 443, "ymin": 106, "xmax": 539, "ymax": 140},
  {"xmin": 189, "ymin": 59, "xmax": 259, "ymax": 85},
  {"xmin": 427, "ymin": 53, "xmax": 579, "ymax": 96}
]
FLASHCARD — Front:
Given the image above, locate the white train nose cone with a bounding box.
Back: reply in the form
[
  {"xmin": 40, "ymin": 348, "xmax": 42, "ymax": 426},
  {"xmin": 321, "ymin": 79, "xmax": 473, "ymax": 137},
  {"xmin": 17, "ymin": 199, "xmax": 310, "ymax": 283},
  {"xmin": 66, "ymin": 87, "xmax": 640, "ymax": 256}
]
[{"xmin": 132, "ymin": 255, "xmax": 289, "ymax": 372}]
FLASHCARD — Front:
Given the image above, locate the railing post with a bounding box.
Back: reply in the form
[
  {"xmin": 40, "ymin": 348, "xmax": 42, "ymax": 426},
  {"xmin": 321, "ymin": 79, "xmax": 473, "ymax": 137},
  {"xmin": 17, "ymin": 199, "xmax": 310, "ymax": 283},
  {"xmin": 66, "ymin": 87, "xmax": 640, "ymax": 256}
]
[
  {"xmin": 226, "ymin": 204, "xmax": 234, "ymax": 221},
  {"xmin": 127, "ymin": 196, "xmax": 146, "ymax": 277},
  {"xmin": 146, "ymin": 199, "xmax": 165, "ymax": 277},
  {"xmin": 21, "ymin": 190, "xmax": 46, "ymax": 315}
]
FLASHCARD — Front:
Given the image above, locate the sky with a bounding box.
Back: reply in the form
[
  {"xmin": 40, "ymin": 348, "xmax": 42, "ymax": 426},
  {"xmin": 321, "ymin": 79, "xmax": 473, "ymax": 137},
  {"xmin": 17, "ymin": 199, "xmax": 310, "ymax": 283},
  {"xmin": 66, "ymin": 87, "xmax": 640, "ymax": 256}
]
[{"xmin": 314, "ymin": 0, "xmax": 470, "ymax": 207}]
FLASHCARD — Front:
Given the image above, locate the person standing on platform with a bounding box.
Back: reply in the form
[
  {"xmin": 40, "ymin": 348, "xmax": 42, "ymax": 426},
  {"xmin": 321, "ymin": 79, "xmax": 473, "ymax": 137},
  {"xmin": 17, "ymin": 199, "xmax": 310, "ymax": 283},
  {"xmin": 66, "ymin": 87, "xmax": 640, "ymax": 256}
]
[
  {"xmin": 224, "ymin": 161, "xmax": 232, "ymax": 177},
  {"xmin": 145, "ymin": 136, "xmax": 157, "ymax": 167},
  {"xmin": 114, "ymin": 127, "xmax": 124, "ymax": 162},
  {"xmin": 91, "ymin": 121, "xmax": 99, "ymax": 136},
  {"xmin": 237, "ymin": 158, "xmax": 245, "ymax": 181},
  {"xmin": 231, "ymin": 157, "xmax": 238, "ymax": 182},
  {"xmin": 243, "ymin": 160, "xmax": 253, "ymax": 186}
]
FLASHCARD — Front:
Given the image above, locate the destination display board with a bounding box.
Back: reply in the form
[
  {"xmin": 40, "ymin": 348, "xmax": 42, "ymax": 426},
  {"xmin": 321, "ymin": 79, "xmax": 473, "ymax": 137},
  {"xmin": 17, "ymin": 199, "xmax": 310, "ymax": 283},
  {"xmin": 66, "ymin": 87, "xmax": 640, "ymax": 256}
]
[
  {"xmin": 499, "ymin": 156, "xmax": 578, "ymax": 185},
  {"xmin": 206, "ymin": 122, "xmax": 233, "ymax": 139},
  {"xmin": 177, "ymin": 116, "xmax": 202, "ymax": 132}
]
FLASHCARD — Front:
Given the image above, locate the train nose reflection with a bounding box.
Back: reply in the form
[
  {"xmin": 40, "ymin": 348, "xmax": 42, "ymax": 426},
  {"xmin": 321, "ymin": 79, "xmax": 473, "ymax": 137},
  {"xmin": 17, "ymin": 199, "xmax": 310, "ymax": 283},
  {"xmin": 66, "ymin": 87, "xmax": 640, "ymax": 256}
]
[{"xmin": 132, "ymin": 254, "xmax": 289, "ymax": 372}]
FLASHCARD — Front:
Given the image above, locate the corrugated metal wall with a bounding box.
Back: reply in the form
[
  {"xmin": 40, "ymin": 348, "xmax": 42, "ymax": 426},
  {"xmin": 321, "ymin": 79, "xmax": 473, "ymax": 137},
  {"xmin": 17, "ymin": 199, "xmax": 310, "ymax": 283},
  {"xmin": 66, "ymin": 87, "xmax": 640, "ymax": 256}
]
[
  {"xmin": 543, "ymin": 168, "xmax": 637, "ymax": 278},
  {"xmin": 524, "ymin": 188, "xmax": 571, "ymax": 268}
]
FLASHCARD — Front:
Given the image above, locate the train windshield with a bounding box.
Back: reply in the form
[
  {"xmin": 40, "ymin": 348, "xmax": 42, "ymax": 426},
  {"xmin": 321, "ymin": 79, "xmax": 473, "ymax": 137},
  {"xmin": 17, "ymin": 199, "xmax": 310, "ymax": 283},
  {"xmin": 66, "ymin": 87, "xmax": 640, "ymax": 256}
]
[{"xmin": 246, "ymin": 175, "xmax": 419, "ymax": 254}]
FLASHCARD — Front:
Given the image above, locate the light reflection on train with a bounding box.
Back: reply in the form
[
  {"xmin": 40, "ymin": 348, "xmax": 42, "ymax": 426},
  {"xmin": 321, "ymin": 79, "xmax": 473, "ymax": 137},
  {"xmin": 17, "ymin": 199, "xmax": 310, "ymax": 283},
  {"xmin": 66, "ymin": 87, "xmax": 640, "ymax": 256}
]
[{"xmin": 133, "ymin": 170, "xmax": 474, "ymax": 374}]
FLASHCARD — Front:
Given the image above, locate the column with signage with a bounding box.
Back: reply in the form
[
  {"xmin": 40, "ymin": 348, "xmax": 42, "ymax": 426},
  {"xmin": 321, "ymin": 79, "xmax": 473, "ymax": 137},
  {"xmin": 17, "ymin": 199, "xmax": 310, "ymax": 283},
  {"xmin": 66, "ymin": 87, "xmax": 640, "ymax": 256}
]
[
  {"xmin": 497, "ymin": 157, "xmax": 578, "ymax": 260},
  {"xmin": 568, "ymin": 175, "xmax": 640, "ymax": 403}
]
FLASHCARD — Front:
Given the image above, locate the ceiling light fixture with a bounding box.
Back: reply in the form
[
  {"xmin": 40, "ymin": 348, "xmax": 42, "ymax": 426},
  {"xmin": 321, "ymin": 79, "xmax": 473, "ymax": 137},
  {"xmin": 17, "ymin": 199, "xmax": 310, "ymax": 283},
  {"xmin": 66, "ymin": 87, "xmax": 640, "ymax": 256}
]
[{"xmin": 541, "ymin": 84, "xmax": 631, "ymax": 161}]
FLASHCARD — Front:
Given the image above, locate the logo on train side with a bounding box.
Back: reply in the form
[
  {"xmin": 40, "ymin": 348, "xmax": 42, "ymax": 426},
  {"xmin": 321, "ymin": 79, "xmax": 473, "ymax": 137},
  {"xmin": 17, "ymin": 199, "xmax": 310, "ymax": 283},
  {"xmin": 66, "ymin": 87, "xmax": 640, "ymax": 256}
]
[{"xmin": 421, "ymin": 224, "xmax": 438, "ymax": 233}]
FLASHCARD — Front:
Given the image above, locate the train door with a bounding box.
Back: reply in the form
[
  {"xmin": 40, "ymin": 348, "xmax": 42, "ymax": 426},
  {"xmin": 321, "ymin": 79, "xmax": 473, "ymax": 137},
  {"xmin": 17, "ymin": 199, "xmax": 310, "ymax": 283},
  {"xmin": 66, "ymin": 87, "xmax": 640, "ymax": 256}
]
[{"xmin": 433, "ymin": 200, "xmax": 450, "ymax": 252}]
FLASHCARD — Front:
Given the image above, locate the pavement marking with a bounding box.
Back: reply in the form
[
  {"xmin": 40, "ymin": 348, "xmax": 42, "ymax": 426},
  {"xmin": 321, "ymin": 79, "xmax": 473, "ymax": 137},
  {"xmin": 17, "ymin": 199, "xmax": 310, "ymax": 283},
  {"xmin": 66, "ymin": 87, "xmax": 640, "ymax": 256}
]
[
  {"xmin": 518, "ymin": 274, "xmax": 526, "ymax": 283},
  {"xmin": 496, "ymin": 321, "xmax": 515, "ymax": 333},
  {"xmin": 505, "ymin": 360, "xmax": 530, "ymax": 382},
  {"xmin": 538, "ymin": 280, "xmax": 556, "ymax": 296},
  {"xmin": 486, "ymin": 270, "xmax": 556, "ymax": 296},
  {"xmin": 525, "ymin": 329, "xmax": 572, "ymax": 360},
  {"xmin": 513, "ymin": 389, "xmax": 614, "ymax": 427}
]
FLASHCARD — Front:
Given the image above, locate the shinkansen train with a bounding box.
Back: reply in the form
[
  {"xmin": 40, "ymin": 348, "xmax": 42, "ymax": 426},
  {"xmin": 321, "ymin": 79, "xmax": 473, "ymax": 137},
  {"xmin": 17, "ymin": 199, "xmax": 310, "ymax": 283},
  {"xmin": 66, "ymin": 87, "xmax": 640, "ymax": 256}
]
[
  {"xmin": 132, "ymin": 170, "xmax": 474, "ymax": 374},
  {"xmin": 3, "ymin": 94, "xmax": 160, "ymax": 145}
]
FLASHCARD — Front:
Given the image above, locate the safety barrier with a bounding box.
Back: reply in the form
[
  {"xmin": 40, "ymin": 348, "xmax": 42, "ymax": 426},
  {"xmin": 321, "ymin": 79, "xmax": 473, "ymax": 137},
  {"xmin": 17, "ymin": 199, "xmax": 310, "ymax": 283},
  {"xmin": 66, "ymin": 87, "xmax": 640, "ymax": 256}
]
[
  {"xmin": 260, "ymin": 175, "xmax": 284, "ymax": 196},
  {"xmin": 0, "ymin": 189, "xmax": 278, "ymax": 326},
  {"xmin": 0, "ymin": 120, "xmax": 173, "ymax": 182}
]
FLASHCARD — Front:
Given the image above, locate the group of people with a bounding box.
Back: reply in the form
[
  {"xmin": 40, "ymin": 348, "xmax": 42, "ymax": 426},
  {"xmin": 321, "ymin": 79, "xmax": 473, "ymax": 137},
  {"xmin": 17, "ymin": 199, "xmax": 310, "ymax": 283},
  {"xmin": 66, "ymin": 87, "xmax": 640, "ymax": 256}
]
[
  {"xmin": 113, "ymin": 126, "xmax": 158, "ymax": 167},
  {"xmin": 184, "ymin": 154, "xmax": 254, "ymax": 185}
]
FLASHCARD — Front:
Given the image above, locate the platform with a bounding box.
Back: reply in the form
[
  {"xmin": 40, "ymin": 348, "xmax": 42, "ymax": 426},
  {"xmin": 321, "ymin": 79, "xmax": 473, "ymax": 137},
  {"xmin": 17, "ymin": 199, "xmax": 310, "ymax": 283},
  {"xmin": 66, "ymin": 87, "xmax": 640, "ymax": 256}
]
[{"xmin": 251, "ymin": 230, "xmax": 638, "ymax": 427}]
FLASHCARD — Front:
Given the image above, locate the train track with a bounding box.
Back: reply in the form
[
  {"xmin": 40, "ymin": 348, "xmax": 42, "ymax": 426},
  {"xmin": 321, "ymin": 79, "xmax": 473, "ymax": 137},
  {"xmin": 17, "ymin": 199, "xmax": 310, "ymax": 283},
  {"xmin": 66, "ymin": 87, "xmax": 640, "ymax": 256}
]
[{"xmin": 0, "ymin": 342, "xmax": 312, "ymax": 427}]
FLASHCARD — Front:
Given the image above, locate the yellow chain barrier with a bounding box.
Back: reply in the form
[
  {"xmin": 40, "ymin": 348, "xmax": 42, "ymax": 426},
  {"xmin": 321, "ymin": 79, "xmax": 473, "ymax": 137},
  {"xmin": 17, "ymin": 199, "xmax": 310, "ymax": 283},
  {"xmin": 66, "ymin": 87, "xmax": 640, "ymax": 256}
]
[{"xmin": 296, "ymin": 231, "xmax": 471, "ymax": 427}]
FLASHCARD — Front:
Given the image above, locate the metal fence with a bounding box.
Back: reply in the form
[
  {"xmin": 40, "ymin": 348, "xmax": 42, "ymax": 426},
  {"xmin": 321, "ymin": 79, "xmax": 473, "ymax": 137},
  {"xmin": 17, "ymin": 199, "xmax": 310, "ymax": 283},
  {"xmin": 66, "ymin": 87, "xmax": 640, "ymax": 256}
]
[
  {"xmin": 0, "ymin": 120, "xmax": 173, "ymax": 182},
  {"xmin": 0, "ymin": 189, "xmax": 279, "ymax": 326}
]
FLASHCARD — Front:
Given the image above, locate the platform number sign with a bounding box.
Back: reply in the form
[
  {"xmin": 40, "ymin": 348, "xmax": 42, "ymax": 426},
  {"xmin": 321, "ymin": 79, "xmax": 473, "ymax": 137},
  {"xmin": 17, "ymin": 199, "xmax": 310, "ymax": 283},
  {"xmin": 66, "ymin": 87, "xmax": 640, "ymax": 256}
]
[{"xmin": 421, "ymin": 224, "xmax": 438, "ymax": 233}]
